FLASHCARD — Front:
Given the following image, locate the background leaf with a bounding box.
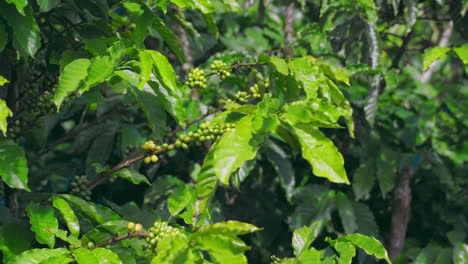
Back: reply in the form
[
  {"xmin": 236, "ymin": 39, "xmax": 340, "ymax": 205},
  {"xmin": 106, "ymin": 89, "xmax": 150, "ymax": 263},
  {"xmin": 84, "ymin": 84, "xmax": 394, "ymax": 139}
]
[{"xmin": 0, "ymin": 138, "xmax": 30, "ymax": 191}]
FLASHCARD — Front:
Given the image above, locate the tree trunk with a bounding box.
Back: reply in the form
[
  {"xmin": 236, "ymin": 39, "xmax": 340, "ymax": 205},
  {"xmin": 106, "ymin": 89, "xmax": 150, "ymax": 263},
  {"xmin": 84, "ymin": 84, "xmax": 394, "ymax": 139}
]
[
  {"xmin": 284, "ymin": 2, "xmax": 295, "ymax": 57},
  {"xmin": 388, "ymin": 167, "xmax": 413, "ymax": 259}
]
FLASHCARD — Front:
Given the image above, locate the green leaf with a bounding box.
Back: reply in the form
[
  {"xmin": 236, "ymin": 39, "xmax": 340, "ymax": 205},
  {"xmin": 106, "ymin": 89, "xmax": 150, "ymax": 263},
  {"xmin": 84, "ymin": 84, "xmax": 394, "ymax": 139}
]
[
  {"xmin": 203, "ymin": 13, "xmax": 219, "ymax": 39},
  {"xmin": 297, "ymin": 248, "xmax": 321, "ymax": 264},
  {"xmin": 336, "ymin": 192, "xmax": 357, "ymax": 234},
  {"xmin": 39, "ymin": 255, "xmax": 73, "ymax": 264},
  {"xmin": 5, "ymin": 0, "xmax": 28, "ymax": 14},
  {"xmin": 138, "ymin": 50, "xmax": 152, "ymax": 90},
  {"xmin": 0, "ymin": 99, "xmax": 12, "ymax": 136},
  {"xmin": 60, "ymin": 194, "xmax": 120, "ymax": 224},
  {"xmin": 6, "ymin": 248, "xmax": 69, "ymax": 264},
  {"xmin": 196, "ymin": 234, "xmax": 249, "ymax": 264},
  {"xmin": 92, "ymin": 248, "xmax": 122, "ymax": 264},
  {"xmin": 193, "ymin": 221, "xmax": 261, "ymax": 238},
  {"xmin": 0, "ymin": 220, "xmax": 34, "ymax": 263},
  {"xmin": 292, "ymin": 224, "xmax": 320, "ymax": 256},
  {"xmin": 453, "ymin": 44, "xmax": 468, "ymax": 64},
  {"xmin": 54, "ymin": 59, "xmax": 91, "ymax": 109},
  {"xmin": 153, "ymin": 17, "xmax": 186, "ymax": 63},
  {"xmin": 113, "ymin": 168, "xmax": 150, "ymax": 185},
  {"xmin": 423, "ymin": 47, "xmax": 451, "ymax": 70},
  {"xmin": 168, "ymin": 184, "xmax": 193, "ymax": 216},
  {"xmin": 0, "ymin": 138, "xmax": 30, "ymax": 191},
  {"xmin": 52, "ymin": 197, "xmax": 80, "ymax": 237},
  {"xmin": 123, "ymin": 2, "xmax": 155, "ymax": 48},
  {"xmin": 338, "ymin": 234, "xmax": 391, "ymax": 263},
  {"xmin": 81, "ymin": 56, "xmax": 114, "ymax": 92},
  {"xmin": 266, "ymin": 141, "xmax": 295, "ymax": 201},
  {"xmin": 151, "ymin": 234, "xmax": 190, "ymax": 264},
  {"xmin": 259, "ymin": 54, "xmax": 289, "ymax": 75},
  {"xmin": 211, "ymin": 115, "xmax": 259, "ymax": 184},
  {"xmin": 0, "ymin": 2, "xmax": 40, "ymax": 57},
  {"xmin": 191, "ymin": 0, "xmax": 215, "ymax": 14},
  {"xmin": 46, "ymin": 228, "xmax": 81, "ymax": 247},
  {"xmin": 291, "ymin": 123, "xmax": 349, "ymax": 184},
  {"xmin": 27, "ymin": 202, "xmax": 58, "ymax": 248},
  {"xmin": 353, "ymin": 202, "xmax": 379, "ymax": 237},
  {"xmin": 145, "ymin": 50, "xmax": 187, "ymax": 125},
  {"xmin": 115, "ymin": 70, "xmax": 167, "ymax": 137},
  {"xmin": 36, "ymin": 0, "xmax": 60, "ymax": 12},
  {"xmin": 0, "ymin": 21, "xmax": 7, "ymax": 53},
  {"xmin": 327, "ymin": 239, "xmax": 356, "ymax": 264},
  {"xmin": 73, "ymin": 248, "xmax": 99, "ymax": 264},
  {"xmin": 130, "ymin": 86, "xmax": 167, "ymax": 138}
]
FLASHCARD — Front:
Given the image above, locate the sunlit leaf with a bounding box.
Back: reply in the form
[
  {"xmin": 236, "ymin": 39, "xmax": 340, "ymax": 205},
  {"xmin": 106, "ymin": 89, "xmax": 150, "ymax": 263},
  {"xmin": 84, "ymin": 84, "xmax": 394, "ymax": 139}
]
[
  {"xmin": 53, "ymin": 197, "xmax": 80, "ymax": 237},
  {"xmin": 27, "ymin": 202, "xmax": 58, "ymax": 248},
  {"xmin": 423, "ymin": 47, "xmax": 451, "ymax": 70},
  {"xmin": 0, "ymin": 138, "xmax": 30, "ymax": 191}
]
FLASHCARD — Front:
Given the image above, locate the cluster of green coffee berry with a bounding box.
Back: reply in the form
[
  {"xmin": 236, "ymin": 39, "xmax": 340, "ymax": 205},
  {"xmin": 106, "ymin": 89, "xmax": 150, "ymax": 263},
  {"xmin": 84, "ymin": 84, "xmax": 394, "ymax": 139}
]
[
  {"xmin": 185, "ymin": 68, "xmax": 207, "ymax": 89},
  {"xmin": 210, "ymin": 60, "xmax": 231, "ymax": 80},
  {"xmin": 141, "ymin": 122, "xmax": 236, "ymax": 164},
  {"xmin": 70, "ymin": 175, "xmax": 92, "ymax": 200},
  {"xmin": 144, "ymin": 221, "xmax": 181, "ymax": 251}
]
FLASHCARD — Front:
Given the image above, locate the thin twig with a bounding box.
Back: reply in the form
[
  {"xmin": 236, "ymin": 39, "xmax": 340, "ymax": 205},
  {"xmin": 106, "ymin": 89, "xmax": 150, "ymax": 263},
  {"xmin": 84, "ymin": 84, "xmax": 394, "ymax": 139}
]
[
  {"xmin": 94, "ymin": 232, "xmax": 148, "ymax": 248},
  {"xmin": 87, "ymin": 105, "xmax": 225, "ymax": 190},
  {"xmin": 28, "ymin": 102, "xmax": 137, "ymax": 166}
]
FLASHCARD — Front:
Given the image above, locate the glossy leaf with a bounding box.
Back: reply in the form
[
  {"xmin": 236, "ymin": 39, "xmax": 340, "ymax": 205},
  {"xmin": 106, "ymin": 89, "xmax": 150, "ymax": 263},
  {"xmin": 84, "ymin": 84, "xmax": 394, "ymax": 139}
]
[
  {"xmin": 196, "ymin": 234, "xmax": 249, "ymax": 264},
  {"xmin": 54, "ymin": 59, "xmax": 91, "ymax": 109},
  {"xmin": 0, "ymin": 3, "xmax": 40, "ymax": 57},
  {"xmin": 46, "ymin": 228, "xmax": 81, "ymax": 247},
  {"xmin": 423, "ymin": 47, "xmax": 451, "ymax": 70},
  {"xmin": 81, "ymin": 56, "xmax": 114, "ymax": 92},
  {"xmin": 211, "ymin": 115, "xmax": 259, "ymax": 184},
  {"xmin": 60, "ymin": 195, "xmax": 120, "ymax": 224},
  {"xmin": 73, "ymin": 248, "xmax": 99, "ymax": 264},
  {"xmin": 338, "ymin": 234, "xmax": 391, "ymax": 263},
  {"xmin": 52, "ymin": 197, "xmax": 80, "ymax": 237},
  {"xmin": 6, "ymin": 248, "xmax": 69, "ymax": 264},
  {"xmin": 92, "ymin": 248, "xmax": 122, "ymax": 264},
  {"xmin": 168, "ymin": 184, "xmax": 193, "ymax": 216},
  {"xmin": 5, "ymin": 0, "xmax": 28, "ymax": 14},
  {"xmin": 151, "ymin": 234, "xmax": 190, "ymax": 264},
  {"xmin": 327, "ymin": 239, "xmax": 356, "ymax": 264},
  {"xmin": 0, "ymin": 138, "xmax": 30, "ymax": 191},
  {"xmin": 40, "ymin": 255, "xmax": 73, "ymax": 264},
  {"xmin": 27, "ymin": 202, "xmax": 58, "ymax": 248},
  {"xmin": 297, "ymin": 248, "xmax": 321, "ymax": 264},
  {"xmin": 453, "ymin": 45, "xmax": 468, "ymax": 64},
  {"xmin": 292, "ymin": 224, "xmax": 320, "ymax": 256},
  {"xmin": 0, "ymin": 99, "xmax": 12, "ymax": 136},
  {"xmin": 113, "ymin": 168, "xmax": 150, "ymax": 185},
  {"xmin": 291, "ymin": 123, "xmax": 349, "ymax": 184},
  {"xmin": 0, "ymin": 75, "xmax": 8, "ymax": 86}
]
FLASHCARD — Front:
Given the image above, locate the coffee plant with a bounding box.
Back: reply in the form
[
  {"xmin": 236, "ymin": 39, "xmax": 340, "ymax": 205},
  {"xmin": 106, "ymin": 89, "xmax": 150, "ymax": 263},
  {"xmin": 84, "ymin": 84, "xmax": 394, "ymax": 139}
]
[{"xmin": 0, "ymin": 0, "xmax": 467, "ymax": 263}]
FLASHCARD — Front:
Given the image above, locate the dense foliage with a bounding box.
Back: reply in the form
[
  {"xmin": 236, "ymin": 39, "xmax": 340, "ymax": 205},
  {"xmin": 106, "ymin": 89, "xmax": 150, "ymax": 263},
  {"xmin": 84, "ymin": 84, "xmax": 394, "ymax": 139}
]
[{"xmin": 0, "ymin": 0, "xmax": 466, "ymax": 263}]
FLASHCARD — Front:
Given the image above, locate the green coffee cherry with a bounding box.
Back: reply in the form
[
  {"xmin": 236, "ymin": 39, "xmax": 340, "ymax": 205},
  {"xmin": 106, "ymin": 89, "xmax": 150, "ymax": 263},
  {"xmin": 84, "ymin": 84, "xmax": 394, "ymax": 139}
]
[
  {"xmin": 128, "ymin": 222, "xmax": 136, "ymax": 231},
  {"xmin": 70, "ymin": 175, "xmax": 92, "ymax": 200},
  {"xmin": 185, "ymin": 68, "xmax": 207, "ymax": 89},
  {"xmin": 210, "ymin": 60, "xmax": 231, "ymax": 80},
  {"xmin": 144, "ymin": 221, "xmax": 181, "ymax": 251},
  {"xmin": 135, "ymin": 223, "xmax": 143, "ymax": 232}
]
